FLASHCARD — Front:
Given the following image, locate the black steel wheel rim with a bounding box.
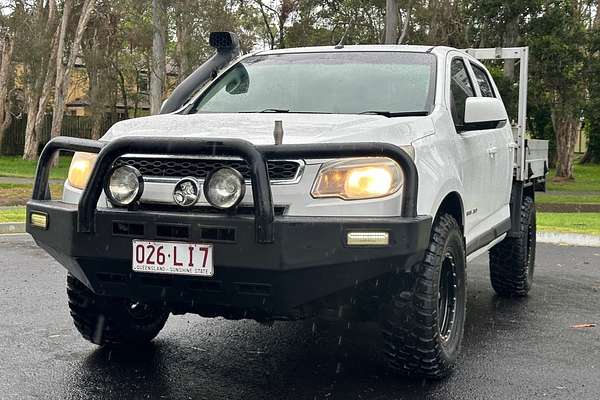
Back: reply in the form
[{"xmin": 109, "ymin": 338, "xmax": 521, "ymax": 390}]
[
  {"xmin": 128, "ymin": 302, "xmax": 156, "ymax": 321},
  {"xmin": 438, "ymin": 252, "xmax": 457, "ymax": 343}
]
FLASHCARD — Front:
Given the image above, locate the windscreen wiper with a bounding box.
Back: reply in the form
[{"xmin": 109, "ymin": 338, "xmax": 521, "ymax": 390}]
[
  {"xmin": 240, "ymin": 108, "xmax": 291, "ymax": 113},
  {"xmin": 359, "ymin": 110, "xmax": 430, "ymax": 117}
]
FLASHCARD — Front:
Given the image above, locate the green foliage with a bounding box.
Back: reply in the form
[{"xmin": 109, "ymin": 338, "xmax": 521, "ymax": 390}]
[
  {"xmin": 487, "ymin": 66, "xmax": 517, "ymax": 121},
  {"xmin": 527, "ymin": 1, "xmax": 587, "ymax": 114},
  {"xmin": 583, "ymin": 25, "xmax": 600, "ymax": 163}
]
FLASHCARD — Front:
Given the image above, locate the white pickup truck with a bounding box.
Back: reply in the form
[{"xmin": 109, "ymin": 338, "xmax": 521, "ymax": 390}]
[{"xmin": 27, "ymin": 33, "xmax": 548, "ymax": 378}]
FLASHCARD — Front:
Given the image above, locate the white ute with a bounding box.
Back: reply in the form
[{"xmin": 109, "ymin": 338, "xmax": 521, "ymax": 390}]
[{"xmin": 28, "ymin": 32, "xmax": 548, "ymax": 378}]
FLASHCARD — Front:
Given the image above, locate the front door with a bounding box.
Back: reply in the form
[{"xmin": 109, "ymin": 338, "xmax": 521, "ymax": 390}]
[{"xmin": 447, "ymin": 55, "xmax": 496, "ymax": 244}]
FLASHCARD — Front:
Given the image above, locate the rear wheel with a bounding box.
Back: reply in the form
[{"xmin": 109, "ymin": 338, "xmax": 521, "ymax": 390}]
[
  {"xmin": 489, "ymin": 196, "xmax": 536, "ymax": 297},
  {"xmin": 380, "ymin": 214, "xmax": 467, "ymax": 379},
  {"xmin": 67, "ymin": 274, "xmax": 169, "ymax": 346}
]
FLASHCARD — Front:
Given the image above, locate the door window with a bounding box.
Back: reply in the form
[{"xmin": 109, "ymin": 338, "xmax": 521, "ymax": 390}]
[
  {"xmin": 471, "ymin": 64, "xmax": 495, "ymax": 98},
  {"xmin": 450, "ymin": 58, "xmax": 475, "ymax": 128}
]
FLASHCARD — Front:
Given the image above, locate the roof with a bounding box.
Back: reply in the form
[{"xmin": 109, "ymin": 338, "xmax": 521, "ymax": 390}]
[{"xmin": 254, "ymin": 44, "xmax": 453, "ymax": 56}]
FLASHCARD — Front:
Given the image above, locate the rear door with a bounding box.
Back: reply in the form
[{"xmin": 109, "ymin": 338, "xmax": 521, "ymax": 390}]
[{"xmin": 468, "ymin": 61, "xmax": 512, "ymax": 225}]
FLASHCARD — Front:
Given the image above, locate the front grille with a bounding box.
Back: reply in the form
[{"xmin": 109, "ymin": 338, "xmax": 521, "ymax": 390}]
[{"xmin": 113, "ymin": 157, "xmax": 301, "ymax": 182}]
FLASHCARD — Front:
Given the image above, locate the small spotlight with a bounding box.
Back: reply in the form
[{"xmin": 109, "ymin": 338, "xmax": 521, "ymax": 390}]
[
  {"xmin": 104, "ymin": 166, "xmax": 144, "ymax": 207},
  {"xmin": 30, "ymin": 212, "xmax": 48, "ymax": 230},
  {"xmin": 347, "ymin": 232, "xmax": 389, "ymax": 246},
  {"xmin": 204, "ymin": 168, "xmax": 246, "ymax": 210}
]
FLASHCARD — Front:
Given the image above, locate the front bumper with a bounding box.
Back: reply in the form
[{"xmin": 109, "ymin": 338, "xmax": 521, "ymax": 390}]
[{"xmin": 27, "ymin": 200, "xmax": 431, "ymax": 317}]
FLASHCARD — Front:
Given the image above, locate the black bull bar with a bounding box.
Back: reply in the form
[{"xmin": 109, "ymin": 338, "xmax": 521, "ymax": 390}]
[{"xmin": 33, "ymin": 136, "xmax": 419, "ymax": 243}]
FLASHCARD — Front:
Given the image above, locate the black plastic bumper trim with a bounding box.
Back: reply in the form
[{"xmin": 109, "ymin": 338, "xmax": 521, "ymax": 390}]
[{"xmin": 27, "ymin": 200, "xmax": 431, "ymax": 313}]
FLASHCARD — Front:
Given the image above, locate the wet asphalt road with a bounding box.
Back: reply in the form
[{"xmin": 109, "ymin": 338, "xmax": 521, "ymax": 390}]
[{"xmin": 1, "ymin": 235, "xmax": 599, "ymax": 400}]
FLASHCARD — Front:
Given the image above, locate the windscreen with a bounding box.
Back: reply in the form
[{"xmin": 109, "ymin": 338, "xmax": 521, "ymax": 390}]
[{"xmin": 192, "ymin": 52, "xmax": 436, "ymax": 115}]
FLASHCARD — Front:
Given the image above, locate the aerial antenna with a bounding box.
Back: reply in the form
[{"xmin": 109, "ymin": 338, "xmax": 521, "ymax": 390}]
[{"xmin": 335, "ymin": 22, "xmax": 352, "ymax": 49}]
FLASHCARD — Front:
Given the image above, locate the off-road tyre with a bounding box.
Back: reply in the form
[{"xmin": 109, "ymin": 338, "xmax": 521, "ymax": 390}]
[
  {"xmin": 67, "ymin": 274, "xmax": 169, "ymax": 346},
  {"xmin": 381, "ymin": 214, "xmax": 467, "ymax": 379},
  {"xmin": 489, "ymin": 196, "xmax": 536, "ymax": 297}
]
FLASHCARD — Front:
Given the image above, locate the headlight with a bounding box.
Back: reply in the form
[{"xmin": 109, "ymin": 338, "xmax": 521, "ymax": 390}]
[
  {"xmin": 204, "ymin": 167, "xmax": 246, "ymax": 209},
  {"xmin": 311, "ymin": 157, "xmax": 403, "ymax": 200},
  {"xmin": 67, "ymin": 152, "xmax": 97, "ymax": 190},
  {"xmin": 104, "ymin": 166, "xmax": 144, "ymax": 206}
]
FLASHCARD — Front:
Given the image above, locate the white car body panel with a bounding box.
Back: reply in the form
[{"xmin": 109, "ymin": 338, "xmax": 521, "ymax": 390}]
[{"xmin": 63, "ymin": 45, "xmax": 516, "ymax": 253}]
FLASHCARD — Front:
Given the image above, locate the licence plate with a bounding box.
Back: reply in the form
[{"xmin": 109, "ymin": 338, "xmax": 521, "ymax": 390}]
[{"xmin": 132, "ymin": 240, "xmax": 214, "ymax": 277}]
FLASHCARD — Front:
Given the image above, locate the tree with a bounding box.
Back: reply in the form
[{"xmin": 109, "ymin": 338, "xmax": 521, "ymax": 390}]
[
  {"xmin": 16, "ymin": 0, "xmax": 61, "ymax": 160},
  {"xmin": 81, "ymin": 0, "xmax": 123, "ymax": 139},
  {"xmin": 150, "ymin": 0, "xmax": 166, "ymax": 115},
  {"xmin": 253, "ymin": 0, "xmax": 299, "ymax": 49},
  {"xmin": 0, "ymin": 33, "xmax": 14, "ymax": 154},
  {"xmin": 528, "ymin": 0, "xmax": 587, "ymax": 179},
  {"xmin": 50, "ymin": 0, "xmax": 96, "ymax": 143},
  {"xmin": 581, "ymin": 1, "xmax": 600, "ymax": 163},
  {"xmin": 384, "ymin": 0, "xmax": 399, "ymax": 44}
]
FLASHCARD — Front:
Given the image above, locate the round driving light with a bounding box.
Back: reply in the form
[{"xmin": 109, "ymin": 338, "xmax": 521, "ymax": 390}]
[
  {"xmin": 104, "ymin": 166, "xmax": 144, "ymax": 206},
  {"xmin": 204, "ymin": 167, "xmax": 246, "ymax": 209}
]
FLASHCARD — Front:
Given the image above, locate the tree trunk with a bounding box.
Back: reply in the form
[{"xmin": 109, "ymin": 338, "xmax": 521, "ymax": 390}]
[
  {"xmin": 0, "ymin": 35, "xmax": 14, "ymax": 154},
  {"xmin": 398, "ymin": 2, "xmax": 412, "ymax": 44},
  {"xmin": 22, "ymin": 105, "xmax": 39, "ymax": 160},
  {"xmin": 88, "ymin": 64, "xmax": 104, "ymax": 140},
  {"xmin": 175, "ymin": 20, "xmax": 190, "ymax": 83},
  {"xmin": 23, "ymin": 33, "xmax": 60, "ymax": 160},
  {"xmin": 150, "ymin": 0, "xmax": 166, "ymax": 115},
  {"xmin": 552, "ymin": 109, "xmax": 579, "ymax": 179},
  {"xmin": 21, "ymin": 0, "xmax": 60, "ymax": 160},
  {"xmin": 115, "ymin": 66, "xmax": 128, "ymax": 119},
  {"xmin": 50, "ymin": 0, "xmax": 95, "ymax": 140},
  {"xmin": 502, "ymin": 15, "xmax": 520, "ymax": 81},
  {"xmin": 428, "ymin": 0, "xmax": 439, "ymax": 43},
  {"xmin": 384, "ymin": 0, "xmax": 399, "ymax": 44}
]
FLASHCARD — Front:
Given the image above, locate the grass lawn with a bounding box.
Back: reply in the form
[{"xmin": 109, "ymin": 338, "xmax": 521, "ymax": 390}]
[
  {"xmin": 0, "ymin": 207, "xmax": 25, "ymax": 223},
  {"xmin": 547, "ymin": 163, "xmax": 600, "ymax": 192},
  {"xmin": 538, "ymin": 213, "xmax": 600, "ymax": 236},
  {"xmin": 0, "ymin": 207, "xmax": 598, "ymax": 236},
  {"xmin": 537, "ymin": 193, "xmax": 600, "ymax": 205},
  {"xmin": 0, "ymin": 183, "xmax": 63, "ymax": 207},
  {"xmin": 0, "ymin": 155, "xmax": 71, "ymax": 180}
]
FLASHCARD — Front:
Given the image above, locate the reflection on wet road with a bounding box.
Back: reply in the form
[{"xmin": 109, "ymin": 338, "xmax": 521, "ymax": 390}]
[{"xmin": 1, "ymin": 235, "xmax": 599, "ymax": 399}]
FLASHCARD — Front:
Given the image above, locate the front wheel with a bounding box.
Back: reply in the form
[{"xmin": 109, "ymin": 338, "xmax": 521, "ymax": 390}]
[
  {"xmin": 380, "ymin": 214, "xmax": 467, "ymax": 379},
  {"xmin": 67, "ymin": 274, "xmax": 169, "ymax": 346}
]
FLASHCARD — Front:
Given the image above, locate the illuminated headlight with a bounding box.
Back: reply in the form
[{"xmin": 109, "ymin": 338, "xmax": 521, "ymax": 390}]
[
  {"xmin": 204, "ymin": 167, "xmax": 246, "ymax": 209},
  {"xmin": 311, "ymin": 157, "xmax": 403, "ymax": 200},
  {"xmin": 104, "ymin": 166, "xmax": 144, "ymax": 206},
  {"xmin": 67, "ymin": 152, "xmax": 97, "ymax": 189}
]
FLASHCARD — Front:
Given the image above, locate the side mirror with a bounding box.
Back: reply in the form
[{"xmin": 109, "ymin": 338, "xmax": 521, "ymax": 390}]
[
  {"xmin": 463, "ymin": 97, "xmax": 507, "ymax": 130},
  {"xmin": 225, "ymin": 65, "xmax": 250, "ymax": 95}
]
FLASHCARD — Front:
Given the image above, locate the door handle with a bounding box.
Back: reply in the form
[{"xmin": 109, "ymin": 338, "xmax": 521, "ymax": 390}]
[{"xmin": 487, "ymin": 146, "xmax": 497, "ymax": 158}]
